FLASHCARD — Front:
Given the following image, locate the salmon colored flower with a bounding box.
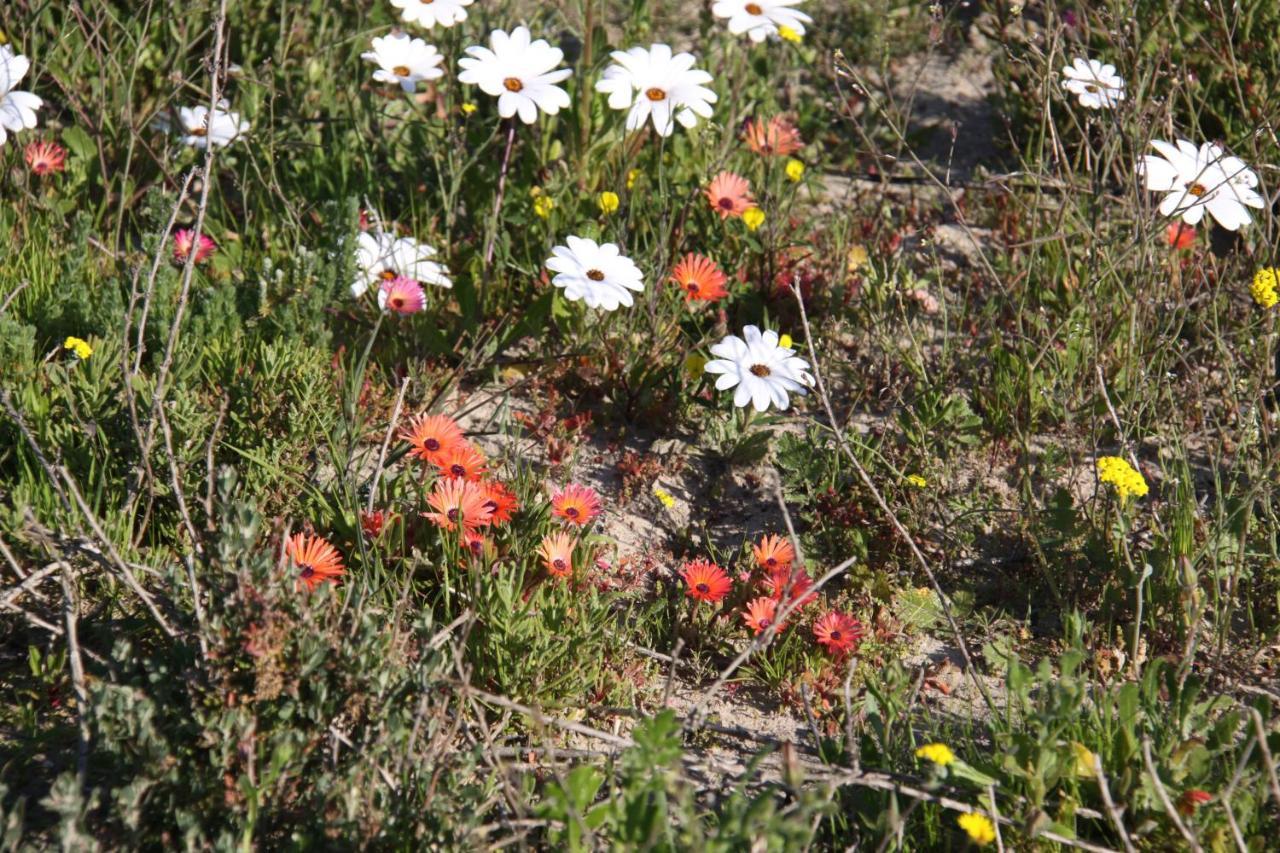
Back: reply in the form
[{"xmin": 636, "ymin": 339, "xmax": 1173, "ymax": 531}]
[
  {"xmin": 462, "ymin": 529, "xmax": 490, "ymax": 560},
  {"xmin": 680, "ymin": 559, "xmax": 733, "ymax": 603},
  {"xmin": 671, "ymin": 253, "xmax": 729, "ymax": 302},
  {"xmin": 743, "ymin": 116, "xmax": 803, "ymax": 157},
  {"xmin": 434, "ymin": 442, "xmax": 488, "ymax": 481},
  {"xmin": 379, "ymin": 276, "xmax": 426, "ymax": 315},
  {"xmin": 401, "ymin": 413, "xmax": 465, "ymax": 463},
  {"xmin": 1166, "ymin": 222, "xmax": 1195, "ymax": 250},
  {"xmin": 479, "ymin": 480, "xmax": 519, "ymax": 525},
  {"xmin": 173, "ymin": 228, "xmax": 216, "ymax": 264},
  {"xmin": 752, "ymin": 534, "xmax": 795, "ymax": 572},
  {"xmin": 538, "ymin": 531, "xmax": 576, "ymax": 577},
  {"xmin": 765, "ymin": 565, "xmax": 817, "ymax": 607},
  {"xmin": 1176, "ymin": 789, "xmax": 1212, "ymax": 816},
  {"xmin": 24, "ymin": 140, "xmax": 66, "ymax": 175},
  {"xmin": 706, "ymin": 171, "xmax": 752, "ymax": 219},
  {"xmin": 286, "ymin": 532, "xmax": 345, "ymax": 591},
  {"xmin": 423, "ymin": 478, "xmax": 494, "ymax": 531},
  {"xmin": 742, "ymin": 596, "xmax": 782, "ymax": 634},
  {"xmin": 551, "ymin": 483, "xmax": 602, "ymax": 526},
  {"xmin": 813, "ymin": 611, "xmax": 863, "ymax": 655}
]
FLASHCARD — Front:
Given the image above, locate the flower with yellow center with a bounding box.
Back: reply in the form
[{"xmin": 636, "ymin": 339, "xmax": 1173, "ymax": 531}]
[
  {"xmin": 1251, "ymin": 267, "xmax": 1279, "ymax": 309},
  {"xmin": 785, "ymin": 158, "xmax": 805, "ymax": 181},
  {"xmin": 63, "ymin": 337, "xmax": 93, "ymax": 360},
  {"xmin": 957, "ymin": 813, "xmax": 996, "ymax": 846},
  {"xmin": 915, "ymin": 743, "xmax": 955, "ymax": 766},
  {"xmin": 743, "ymin": 207, "xmax": 765, "ymax": 231},
  {"xmin": 599, "ymin": 191, "xmax": 620, "ymax": 215},
  {"xmin": 1096, "ymin": 456, "xmax": 1148, "ymax": 501}
]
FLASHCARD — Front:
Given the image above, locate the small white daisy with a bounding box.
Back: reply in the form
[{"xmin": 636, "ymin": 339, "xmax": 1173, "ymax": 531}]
[
  {"xmin": 595, "ymin": 44, "xmax": 717, "ymax": 137},
  {"xmin": 545, "ymin": 236, "xmax": 645, "ymax": 311},
  {"xmin": 704, "ymin": 325, "xmax": 813, "ymax": 412},
  {"xmin": 362, "ymin": 33, "xmax": 444, "ymax": 93},
  {"xmin": 178, "ymin": 100, "xmax": 249, "ymax": 149},
  {"xmin": 457, "ymin": 26, "xmax": 572, "ymax": 124},
  {"xmin": 391, "ymin": 0, "xmax": 473, "ymax": 29},
  {"xmin": 712, "ymin": 0, "xmax": 812, "ymax": 43},
  {"xmin": 0, "ymin": 46, "xmax": 43, "ymax": 147},
  {"xmin": 352, "ymin": 230, "xmax": 453, "ymax": 298},
  {"xmin": 1138, "ymin": 139, "xmax": 1265, "ymax": 231},
  {"xmin": 1061, "ymin": 57, "xmax": 1125, "ymax": 109}
]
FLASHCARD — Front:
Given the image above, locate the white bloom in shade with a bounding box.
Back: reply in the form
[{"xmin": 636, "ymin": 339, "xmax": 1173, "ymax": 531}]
[
  {"xmin": 178, "ymin": 100, "xmax": 249, "ymax": 149},
  {"xmin": 352, "ymin": 230, "xmax": 452, "ymax": 298},
  {"xmin": 712, "ymin": 0, "xmax": 812, "ymax": 43},
  {"xmin": 362, "ymin": 33, "xmax": 444, "ymax": 93},
  {"xmin": 0, "ymin": 46, "xmax": 43, "ymax": 147},
  {"xmin": 595, "ymin": 44, "xmax": 717, "ymax": 137},
  {"xmin": 391, "ymin": 0, "xmax": 473, "ymax": 29},
  {"xmin": 1138, "ymin": 139, "xmax": 1265, "ymax": 231},
  {"xmin": 457, "ymin": 27, "xmax": 571, "ymax": 124},
  {"xmin": 545, "ymin": 236, "xmax": 645, "ymax": 311},
  {"xmin": 705, "ymin": 326, "xmax": 813, "ymax": 412},
  {"xmin": 1061, "ymin": 57, "xmax": 1125, "ymax": 109}
]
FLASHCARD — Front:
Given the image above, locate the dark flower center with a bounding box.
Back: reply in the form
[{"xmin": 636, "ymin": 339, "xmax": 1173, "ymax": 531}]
[
  {"xmin": 718, "ymin": 197, "xmax": 735, "ymax": 210},
  {"xmin": 447, "ymin": 509, "xmax": 459, "ymax": 521},
  {"xmin": 759, "ymin": 619, "xmax": 770, "ymax": 629},
  {"xmin": 645, "ymin": 87, "xmax": 667, "ymax": 101},
  {"xmin": 1187, "ymin": 182, "xmax": 1207, "ymax": 197},
  {"xmin": 745, "ymin": 3, "xmax": 763, "ymax": 13},
  {"xmin": 300, "ymin": 565, "xmax": 315, "ymax": 578},
  {"xmin": 450, "ymin": 464, "xmax": 466, "ymax": 477},
  {"xmin": 765, "ymin": 556, "xmax": 777, "ymax": 567},
  {"xmin": 565, "ymin": 506, "xmax": 580, "ymax": 517},
  {"xmin": 586, "ymin": 269, "xmax": 605, "ymax": 281},
  {"xmin": 750, "ymin": 364, "xmax": 772, "ymax": 377},
  {"xmin": 504, "ymin": 77, "xmax": 524, "ymax": 92},
  {"xmin": 553, "ymin": 558, "xmax": 567, "ymax": 570},
  {"xmin": 380, "ymin": 269, "xmax": 398, "ymax": 280},
  {"xmin": 696, "ymin": 582, "xmax": 710, "ymax": 594},
  {"xmin": 829, "ymin": 630, "xmax": 842, "ymax": 641},
  {"xmin": 393, "ymin": 65, "xmax": 411, "ymax": 77},
  {"xmin": 425, "ymin": 437, "xmax": 441, "ymax": 451}
]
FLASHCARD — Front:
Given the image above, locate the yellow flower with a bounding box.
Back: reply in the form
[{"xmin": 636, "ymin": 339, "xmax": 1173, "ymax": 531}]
[
  {"xmin": 598, "ymin": 191, "xmax": 620, "ymax": 215},
  {"xmin": 627, "ymin": 169, "xmax": 640, "ymax": 189},
  {"xmin": 460, "ymin": 102, "xmax": 478, "ymax": 115},
  {"xmin": 533, "ymin": 194, "xmax": 554, "ymax": 219},
  {"xmin": 778, "ymin": 334, "xmax": 793, "ymax": 349},
  {"xmin": 63, "ymin": 337, "xmax": 93, "ymax": 360},
  {"xmin": 684, "ymin": 353, "xmax": 708, "ymax": 379},
  {"xmin": 1096, "ymin": 456, "xmax": 1148, "ymax": 501},
  {"xmin": 906, "ymin": 474, "xmax": 927, "ymax": 488},
  {"xmin": 846, "ymin": 244, "xmax": 869, "ymax": 272},
  {"xmin": 915, "ymin": 743, "xmax": 955, "ymax": 766},
  {"xmin": 1072, "ymin": 742, "xmax": 1098, "ymax": 778},
  {"xmin": 1251, "ymin": 267, "xmax": 1279, "ymax": 309},
  {"xmin": 777, "ymin": 25, "xmax": 802, "ymax": 44},
  {"xmin": 957, "ymin": 813, "xmax": 996, "ymax": 846},
  {"xmin": 743, "ymin": 207, "xmax": 765, "ymax": 231},
  {"xmin": 653, "ymin": 485, "xmax": 676, "ymax": 509},
  {"xmin": 785, "ymin": 159, "xmax": 805, "ymax": 182}
]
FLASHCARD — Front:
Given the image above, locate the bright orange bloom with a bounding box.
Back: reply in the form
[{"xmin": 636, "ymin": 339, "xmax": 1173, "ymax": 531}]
[
  {"xmin": 671, "ymin": 253, "xmax": 729, "ymax": 302},
  {"xmin": 813, "ymin": 611, "xmax": 864, "ymax": 655},
  {"xmin": 742, "ymin": 597, "xmax": 781, "ymax": 634},
  {"xmin": 401, "ymin": 413, "xmax": 465, "ymax": 463},
  {"xmin": 1176, "ymin": 789, "xmax": 1212, "ymax": 816},
  {"xmin": 743, "ymin": 116, "xmax": 804, "ymax": 157},
  {"xmin": 1166, "ymin": 222, "xmax": 1195, "ymax": 250},
  {"xmin": 752, "ymin": 534, "xmax": 796, "ymax": 572},
  {"xmin": 285, "ymin": 532, "xmax": 345, "ymax": 591},
  {"xmin": 434, "ymin": 442, "xmax": 488, "ymax": 481},
  {"xmin": 462, "ymin": 529, "xmax": 490, "ymax": 560},
  {"xmin": 705, "ymin": 172, "xmax": 753, "ymax": 219},
  {"xmin": 765, "ymin": 565, "xmax": 817, "ymax": 608},
  {"xmin": 422, "ymin": 478, "xmax": 494, "ymax": 531},
  {"xmin": 538, "ymin": 531, "xmax": 576, "ymax": 577},
  {"xmin": 679, "ymin": 559, "xmax": 733, "ymax": 603},
  {"xmin": 479, "ymin": 480, "xmax": 519, "ymax": 526},
  {"xmin": 551, "ymin": 483, "xmax": 602, "ymax": 527}
]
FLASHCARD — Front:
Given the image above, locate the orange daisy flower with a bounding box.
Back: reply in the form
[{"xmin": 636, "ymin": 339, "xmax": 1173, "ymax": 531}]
[
  {"xmin": 670, "ymin": 253, "xmax": 729, "ymax": 302},
  {"xmin": 752, "ymin": 534, "xmax": 796, "ymax": 572},
  {"xmin": 401, "ymin": 413, "xmax": 465, "ymax": 463},
  {"xmin": 285, "ymin": 532, "xmax": 345, "ymax": 591},
  {"xmin": 434, "ymin": 442, "xmax": 488, "ymax": 481},
  {"xmin": 479, "ymin": 480, "xmax": 519, "ymax": 526},
  {"xmin": 742, "ymin": 597, "xmax": 781, "ymax": 635},
  {"xmin": 422, "ymin": 478, "xmax": 494, "ymax": 531},
  {"xmin": 462, "ymin": 529, "xmax": 491, "ymax": 560},
  {"xmin": 538, "ymin": 531, "xmax": 576, "ymax": 577},
  {"xmin": 551, "ymin": 483, "xmax": 602, "ymax": 527},
  {"xmin": 25, "ymin": 140, "xmax": 67, "ymax": 176},
  {"xmin": 813, "ymin": 611, "xmax": 864, "ymax": 655},
  {"xmin": 765, "ymin": 565, "xmax": 817, "ymax": 608},
  {"xmin": 679, "ymin": 559, "xmax": 733, "ymax": 603},
  {"xmin": 743, "ymin": 116, "xmax": 804, "ymax": 157},
  {"xmin": 705, "ymin": 171, "xmax": 753, "ymax": 219}
]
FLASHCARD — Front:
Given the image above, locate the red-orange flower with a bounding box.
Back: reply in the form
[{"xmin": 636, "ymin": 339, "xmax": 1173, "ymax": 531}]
[
  {"xmin": 551, "ymin": 483, "xmax": 602, "ymax": 527},
  {"xmin": 434, "ymin": 442, "xmax": 488, "ymax": 481},
  {"xmin": 1176, "ymin": 789, "xmax": 1212, "ymax": 816},
  {"xmin": 462, "ymin": 529, "xmax": 490, "ymax": 560},
  {"xmin": 422, "ymin": 478, "xmax": 494, "ymax": 531},
  {"xmin": 538, "ymin": 531, "xmax": 576, "ymax": 577},
  {"xmin": 286, "ymin": 532, "xmax": 345, "ymax": 591},
  {"xmin": 25, "ymin": 140, "xmax": 66, "ymax": 175},
  {"xmin": 360, "ymin": 510, "xmax": 389, "ymax": 539},
  {"xmin": 1166, "ymin": 222, "xmax": 1195, "ymax": 250},
  {"xmin": 752, "ymin": 534, "xmax": 795, "ymax": 572},
  {"xmin": 401, "ymin": 413, "xmax": 465, "ymax": 463},
  {"xmin": 813, "ymin": 611, "xmax": 864, "ymax": 655},
  {"xmin": 670, "ymin": 253, "xmax": 729, "ymax": 302},
  {"xmin": 705, "ymin": 171, "xmax": 753, "ymax": 219},
  {"xmin": 479, "ymin": 480, "xmax": 519, "ymax": 526},
  {"xmin": 743, "ymin": 116, "xmax": 804, "ymax": 157},
  {"xmin": 742, "ymin": 597, "xmax": 781, "ymax": 634},
  {"xmin": 765, "ymin": 565, "xmax": 817, "ymax": 608},
  {"xmin": 680, "ymin": 559, "xmax": 733, "ymax": 603}
]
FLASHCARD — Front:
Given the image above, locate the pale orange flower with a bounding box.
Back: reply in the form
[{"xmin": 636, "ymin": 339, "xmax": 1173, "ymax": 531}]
[
  {"xmin": 752, "ymin": 534, "xmax": 796, "ymax": 572},
  {"xmin": 434, "ymin": 442, "xmax": 488, "ymax": 481},
  {"xmin": 551, "ymin": 483, "xmax": 602, "ymax": 527},
  {"xmin": 538, "ymin": 531, "xmax": 576, "ymax": 577},
  {"xmin": 742, "ymin": 597, "xmax": 781, "ymax": 635},
  {"xmin": 765, "ymin": 565, "xmax": 817, "ymax": 608},
  {"xmin": 422, "ymin": 478, "xmax": 494, "ymax": 531},
  {"xmin": 706, "ymin": 171, "xmax": 753, "ymax": 219},
  {"xmin": 743, "ymin": 116, "xmax": 804, "ymax": 157},
  {"xmin": 813, "ymin": 611, "xmax": 864, "ymax": 655},
  {"xmin": 670, "ymin": 253, "xmax": 729, "ymax": 302},
  {"xmin": 286, "ymin": 532, "xmax": 345, "ymax": 591},
  {"xmin": 401, "ymin": 413, "xmax": 465, "ymax": 464},
  {"xmin": 679, "ymin": 559, "xmax": 733, "ymax": 603},
  {"xmin": 479, "ymin": 480, "xmax": 519, "ymax": 526}
]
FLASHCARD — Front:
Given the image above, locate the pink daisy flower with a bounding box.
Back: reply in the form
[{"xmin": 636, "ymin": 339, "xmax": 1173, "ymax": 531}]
[
  {"xmin": 173, "ymin": 228, "xmax": 216, "ymax": 264},
  {"xmin": 378, "ymin": 276, "xmax": 426, "ymax": 315}
]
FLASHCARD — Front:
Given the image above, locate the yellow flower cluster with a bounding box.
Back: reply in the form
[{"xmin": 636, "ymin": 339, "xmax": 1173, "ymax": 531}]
[
  {"xmin": 957, "ymin": 812, "xmax": 996, "ymax": 846},
  {"xmin": 63, "ymin": 336, "xmax": 93, "ymax": 360},
  {"xmin": 652, "ymin": 485, "xmax": 676, "ymax": 509},
  {"xmin": 1251, "ymin": 267, "xmax": 1279, "ymax": 309},
  {"xmin": 530, "ymin": 187, "xmax": 554, "ymax": 219},
  {"xmin": 915, "ymin": 742, "xmax": 955, "ymax": 766},
  {"xmin": 1096, "ymin": 456, "xmax": 1148, "ymax": 500}
]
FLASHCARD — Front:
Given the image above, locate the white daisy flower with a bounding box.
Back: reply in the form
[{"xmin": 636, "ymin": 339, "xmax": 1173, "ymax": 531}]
[
  {"xmin": 0, "ymin": 46, "xmax": 43, "ymax": 147},
  {"xmin": 351, "ymin": 230, "xmax": 452, "ymax": 298},
  {"xmin": 704, "ymin": 325, "xmax": 814, "ymax": 412},
  {"xmin": 362, "ymin": 33, "xmax": 445, "ymax": 93},
  {"xmin": 712, "ymin": 0, "xmax": 812, "ymax": 43},
  {"xmin": 545, "ymin": 236, "xmax": 645, "ymax": 311},
  {"xmin": 178, "ymin": 100, "xmax": 249, "ymax": 149},
  {"xmin": 1138, "ymin": 139, "xmax": 1265, "ymax": 231},
  {"xmin": 457, "ymin": 26, "xmax": 571, "ymax": 124},
  {"xmin": 1061, "ymin": 57, "xmax": 1125, "ymax": 109},
  {"xmin": 391, "ymin": 0, "xmax": 473, "ymax": 29},
  {"xmin": 595, "ymin": 44, "xmax": 717, "ymax": 137}
]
